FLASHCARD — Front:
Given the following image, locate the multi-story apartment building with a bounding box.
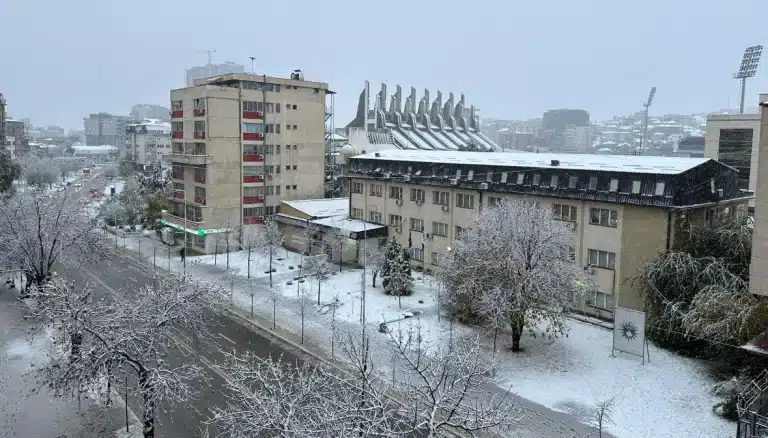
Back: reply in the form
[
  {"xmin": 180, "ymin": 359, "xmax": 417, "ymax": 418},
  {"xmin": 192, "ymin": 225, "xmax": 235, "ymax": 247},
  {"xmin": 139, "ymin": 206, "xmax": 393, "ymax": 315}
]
[
  {"xmin": 167, "ymin": 72, "xmax": 330, "ymax": 252},
  {"xmin": 124, "ymin": 119, "xmax": 171, "ymax": 169},
  {"xmin": 83, "ymin": 113, "xmax": 135, "ymax": 149},
  {"xmin": 130, "ymin": 104, "xmax": 171, "ymax": 122},
  {"xmin": 705, "ymin": 113, "xmax": 760, "ymax": 208},
  {"xmin": 346, "ymin": 150, "xmax": 749, "ymax": 319}
]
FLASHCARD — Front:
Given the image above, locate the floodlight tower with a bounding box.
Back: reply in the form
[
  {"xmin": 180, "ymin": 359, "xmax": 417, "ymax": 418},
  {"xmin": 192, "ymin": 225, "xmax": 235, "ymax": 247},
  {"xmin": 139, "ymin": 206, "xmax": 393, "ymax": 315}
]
[
  {"xmin": 734, "ymin": 45, "xmax": 763, "ymax": 114},
  {"xmin": 639, "ymin": 87, "xmax": 656, "ymax": 154}
]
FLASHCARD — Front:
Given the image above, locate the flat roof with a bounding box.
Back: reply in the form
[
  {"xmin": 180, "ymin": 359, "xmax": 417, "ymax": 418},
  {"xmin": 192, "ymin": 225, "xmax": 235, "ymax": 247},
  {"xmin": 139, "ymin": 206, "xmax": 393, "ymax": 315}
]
[
  {"xmin": 350, "ymin": 150, "xmax": 711, "ymax": 175},
  {"xmin": 311, "ymin": 215, "xmax": 385, "ymax": 233},
  {"xmin": 281, "ymin": 198, "xmax": 348, "ymax": 218}
]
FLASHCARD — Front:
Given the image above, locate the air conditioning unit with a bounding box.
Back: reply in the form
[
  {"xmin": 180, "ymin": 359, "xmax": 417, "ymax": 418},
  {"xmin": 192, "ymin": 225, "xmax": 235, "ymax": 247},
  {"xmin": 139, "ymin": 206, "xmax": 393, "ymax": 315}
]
[
  {"xmin": 257, "ymin": 174, "xmax": 264, "ymax": 179},
  {"xmin": 480, "ymin": 182, "xmax": 489, "ymax": 190},
  {"xmin": 396, "ymin": 199, "xmax": 403, "ymax": 206},
  {"xmin": 404, "ymin": 175, "xmax": 411, "ymax": 182},
  {"xmin": 449, "ymin": 178, "xmax": 458, "ymax": 185},
  {"xmin": 256, "ymin": 111, "xmax": 264, "ymax": 117},
  {"xmin": 441, "ymin": 205, "xmax": 449, "ymax": 212},
  {"xmin": 384, "ymin": 173, "xmax": 391, "ymax": 179},
  {"xmin": 258, "ymin": 216, "xmax": 264, "ymax": 221},
  {"xmin": 395, "ymin": 226, "xmax": 402, "ymax": 233},
  {"xmin": 267, "ymin": 174, "xmax": 273, "ymax": 179}
]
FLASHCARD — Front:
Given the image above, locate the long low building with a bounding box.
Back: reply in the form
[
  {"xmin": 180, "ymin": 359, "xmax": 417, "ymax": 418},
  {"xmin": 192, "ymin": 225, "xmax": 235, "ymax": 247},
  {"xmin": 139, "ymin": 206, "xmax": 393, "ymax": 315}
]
[{"xmin": 345, "ymin": 149, "xmax": 750, "ymax": 320}]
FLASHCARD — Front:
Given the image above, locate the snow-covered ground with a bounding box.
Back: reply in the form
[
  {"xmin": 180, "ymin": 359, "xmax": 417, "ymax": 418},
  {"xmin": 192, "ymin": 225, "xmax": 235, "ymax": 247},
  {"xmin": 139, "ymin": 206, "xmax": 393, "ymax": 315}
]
[{"xmin": 118, "ymin": 236, "xmax": 733, "ymax": 438}]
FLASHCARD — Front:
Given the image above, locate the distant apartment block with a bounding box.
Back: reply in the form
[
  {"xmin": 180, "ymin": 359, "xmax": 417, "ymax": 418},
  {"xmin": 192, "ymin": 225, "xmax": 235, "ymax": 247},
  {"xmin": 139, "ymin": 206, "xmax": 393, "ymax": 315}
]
[
  {"xmin": 166, "ymin": 71, "xmax": 331, "ymax": 253},
  {"xmin": 83, "ymin": 113, "xmax": 135, "ymax": 149},
  {"xmin": 131, "ymin": 104, "xmax": 170, "ymax": 122},
  {"xmin": 705, "ymin": 113, "xmax": 759, "ymax": 207},
  {"xmin": 124, "ymin": 119, "xmax": 171, "ymax": 169},
  {"xmin": 185, "ymin": 62, "xmax": 245, "ymax": 87},
  {"xmin": 346, "ymin": 150, "xmax": 748, "ymax": 319}
]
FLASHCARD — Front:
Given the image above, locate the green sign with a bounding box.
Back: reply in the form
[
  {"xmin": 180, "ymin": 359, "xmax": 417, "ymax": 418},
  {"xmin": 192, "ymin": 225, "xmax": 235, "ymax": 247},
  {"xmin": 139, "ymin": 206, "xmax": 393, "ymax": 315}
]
[
  {"xmin": 197, "ymin": 228, "xmax": 206, "ymax": 236},
  {"xmin": 176, "ymin": 225, "xmax": 182, "ymax": 231},
  {"xmin": 160, "ymin": 220, "xmax": 167, "ymax": 225}
]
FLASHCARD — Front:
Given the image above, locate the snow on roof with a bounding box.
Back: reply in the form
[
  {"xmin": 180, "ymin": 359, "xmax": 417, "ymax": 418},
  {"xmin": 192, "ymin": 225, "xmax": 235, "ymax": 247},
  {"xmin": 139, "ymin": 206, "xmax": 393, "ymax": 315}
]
[
  {"xmin": 281, "ymin": 198, "xmax": 348, "ymax": 218},
  {"xmin": 72, "ymin": 145, "xmax": 118, "ymax": 155},
  {"xmin": 310, "ymin": 215, "xmax": 385, "ymax": 233},
  {"xmin": 351, "ymin": 150, "xmax": 712, "ymax": 175},
  {"xmin": 329, "ymin": 133, "xmax": 347, "ymax": 141}
]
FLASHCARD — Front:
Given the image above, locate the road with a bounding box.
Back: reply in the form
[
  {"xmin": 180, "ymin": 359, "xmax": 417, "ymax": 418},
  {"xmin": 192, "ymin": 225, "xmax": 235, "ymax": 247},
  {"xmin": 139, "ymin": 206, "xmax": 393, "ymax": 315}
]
[{"xmin": 56, "ymin": 251, "xmax": 303, "ymax": 437}]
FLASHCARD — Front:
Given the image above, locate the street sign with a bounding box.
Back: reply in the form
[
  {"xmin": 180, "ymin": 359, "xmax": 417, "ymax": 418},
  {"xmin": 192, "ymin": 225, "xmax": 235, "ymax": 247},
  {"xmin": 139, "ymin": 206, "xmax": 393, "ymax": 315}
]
[
  {"xmin": 197, "ymin": 228, "xmax": 206, "ymax": 236},
  {"xmin": 160, "ymin": 220, "xmax": 167, "ymax": 225},
  {"xmin": 176, "ymin": 225, "xmax": 182, "ymax": 231}
]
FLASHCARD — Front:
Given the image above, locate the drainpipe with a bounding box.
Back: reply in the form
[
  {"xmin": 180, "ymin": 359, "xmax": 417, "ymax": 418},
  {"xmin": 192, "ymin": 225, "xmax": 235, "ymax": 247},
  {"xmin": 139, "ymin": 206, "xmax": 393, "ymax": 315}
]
[
  {"xmin": 262, "ymin": 74, "xmax": 268, "ymax": 218},
  {"xmin": 238, "ymin": 81, "xmax": 244, "ymax": 243}
]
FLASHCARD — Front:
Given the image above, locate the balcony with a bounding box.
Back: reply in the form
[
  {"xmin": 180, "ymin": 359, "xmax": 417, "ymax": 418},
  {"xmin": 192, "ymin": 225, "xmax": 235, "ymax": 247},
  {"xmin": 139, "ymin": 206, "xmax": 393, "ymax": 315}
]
[
  {"xmin": 193, "ymin": 108, "xmax": 206, "ymax": 117},
  {"xmin": 243, "ymin": 153, "xmax": 263, "ymax": 162},
  {"xmin": 243, "ymin": 111, "xmax": 263, "ymax": 120},
  {"xmin": 194, "ymin": 196, "xmax": 206, "ymax": 205},
  {"xmin": 162, "ymin": 211, "xmax": 203, "ymax": 227},
  {"xmin": 171, "ymin": 110, "xmax": 183, "ymax": 118},
  {"xmin": 173, "ymin": 192, "xmax": 185, "ymax": 200},
  {"xmin": 171, "ymin": 131, "xmax": 183, "ymax": 139},
  {"xmin": 243, "ymin": 196, "xmax": 264, "ymax": 204},
  {"xmin": 167, "ymin": 153, "xmax": 210, "ymax": 166},
  {"xmin": 194, "ymin": 175, "xmax": 207, "ymax": 184},
  {"xmin": 243, "ymin": 132, "xmax": 263, "ymax": 141},
  {"xmin": 243, "ymin": 216, "xmax": 263, "ymax": 225},
  {"xmin": 172, "ymin": 171, "xmax": 184, "ymax": 180},
  {"xmin": 243, "ymin": 175, "xmax": 263, "ymax": 184},
  {"xmin": 194, "ymin": 130, "xmax": 206, "ymax": 139}
]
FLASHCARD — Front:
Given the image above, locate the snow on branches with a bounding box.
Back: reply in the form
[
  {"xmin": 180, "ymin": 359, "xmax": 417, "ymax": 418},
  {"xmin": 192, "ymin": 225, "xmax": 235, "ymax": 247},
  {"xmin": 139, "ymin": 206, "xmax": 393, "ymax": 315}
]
[
  {"xmin": 0, "ymin": 189, "xmax": 107, "ymax": 289},
  {"xmin": 436, "ymin": 199, "xmax": 589, "ymax": 352},
  {"xmin": 255, "ymin": 217, "xmax": 284, "ymax": 288}
]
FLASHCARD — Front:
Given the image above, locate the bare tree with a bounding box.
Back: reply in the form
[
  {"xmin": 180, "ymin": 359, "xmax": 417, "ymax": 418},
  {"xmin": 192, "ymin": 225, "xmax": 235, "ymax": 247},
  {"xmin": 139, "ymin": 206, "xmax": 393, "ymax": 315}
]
[
  {"xmin": 326, "ymin": 219, "xmax": 349, "ymax": 273},
  {"xmin": 297, "ymin": 285, "xmax": 312, "ymax": 345},
  {"xmin": 0, "ymin": 190, "xmax": 107, "ymax": 291},
  {"xmin": 437, "ymin": 199, "xmax": 589, "ymax": 352},
  {"xmin": 24, "ymin": 160, "xmax": 60, "ymax": 189},
  {"xmin": 362, "ymin": 238, "xmax": 386, "ymax": 288},
  {"xmin": 478, "ymin": 285, "xmax": 508, "ymax": 354},
  {"xmin": 306, "ymin": 253, "xmax": 331, "ymax": 305},
  {"xmin": 593, "ymin": 396, "xmax": 616, "ymax": 438},
  {"xmin": 208, "ymin": 351, "xmax": 402, "ymax": 437},
  {"xmin": 243, "ymin": 227, "xmax": 259, "ymax": 279},
  {"xmin": 266, "ymin": 282, "xmax": 282, "ymax": 330},
  {"xmin": 29, "ymin": 274, "xmax": 228, "ymax": 438},
  {"xmin": 255, "ymin": 217, "xmax": 284, "ymax": 289}
]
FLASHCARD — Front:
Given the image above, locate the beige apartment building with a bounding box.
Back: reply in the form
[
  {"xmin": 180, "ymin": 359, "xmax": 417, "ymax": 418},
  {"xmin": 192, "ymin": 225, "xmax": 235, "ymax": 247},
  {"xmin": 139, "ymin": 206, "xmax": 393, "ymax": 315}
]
[
  {"xmin": 166, "ymin": 72, "xmax": 331, "ymax": 253},
  {"xmin": 347, "ymin": 150, "xmax": 749, "ymax": 319},
  {"xmin": 705, "ymin": 113, "xmax": 760, "ymax": 208}
]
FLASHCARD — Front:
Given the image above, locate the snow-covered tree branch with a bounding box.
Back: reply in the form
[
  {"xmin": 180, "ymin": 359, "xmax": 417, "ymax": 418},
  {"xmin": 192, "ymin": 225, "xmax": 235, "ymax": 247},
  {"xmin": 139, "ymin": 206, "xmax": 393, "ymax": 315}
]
[
  {"xmin": 362, "ymin": 238, "xmax": 386, "ymax": 288},
  {"xmin": 305, "ymin": 253, "xmax": 331, "ymax": 305},
  {"xmin": 255, "ymin": 217, "xmax": 284, "ymax": 288},
  {"xmin": 436, "ymin": 199, "xmax": 589, "ymax": 352},
  {"xmin": 0, "ymin": 190, "xmax": 107, "ymax": 290}
]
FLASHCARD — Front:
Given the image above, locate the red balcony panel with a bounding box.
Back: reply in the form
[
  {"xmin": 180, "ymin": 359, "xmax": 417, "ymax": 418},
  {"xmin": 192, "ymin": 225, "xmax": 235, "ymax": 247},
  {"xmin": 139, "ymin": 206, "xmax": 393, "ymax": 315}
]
[
  {"xmin": 171, "ymin": 131, "xmax": 183, "ymax": 139},
  {"xmin": 174, "ymin": 192, "xmax": 184, "ymax": 199},
  {"xmin": 244, "ymin": 216, "xmax": 263, "ymax": 225},
  {"xmin": 243, "ymin": 196, "xmax": 264, "ymax": 204},
  {"xmin": 243, "ymin": 153, "xmax": 263, "ymax": 162},
  {"xmin": 243, "ymin": 132, "xmax": 263, "ymax": 141},
  {"xmin": 194, "ymin": 196, "xmax": 206, "ymax": 205},
  {"xmin": 194, "ymin": 130, "xmax": 206, "ymax": 139},
  {"xmin": 193, "ymin": 108, "xmax": 206, "ymax": 117},
  {"xmin": 243, "ymin": 175, "xmax": 263, "ymax": 183},
  {"xmin": 242, "ymin": 111, "xmax": 264, "ymax": 120},
  {"xmin": 172, "ymin": 172, "xmax": 184, "ymax": 180},
  {"xmin": 171, "ymin": 110, "xmax": 183, "ymax": 118}
]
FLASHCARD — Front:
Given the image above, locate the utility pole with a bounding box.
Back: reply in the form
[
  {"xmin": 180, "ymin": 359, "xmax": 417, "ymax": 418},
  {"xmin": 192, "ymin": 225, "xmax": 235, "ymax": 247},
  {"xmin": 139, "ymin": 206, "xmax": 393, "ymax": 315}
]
[{"xmin": 639, "ymin": 87, "xmax": 656, "ymax": 155}]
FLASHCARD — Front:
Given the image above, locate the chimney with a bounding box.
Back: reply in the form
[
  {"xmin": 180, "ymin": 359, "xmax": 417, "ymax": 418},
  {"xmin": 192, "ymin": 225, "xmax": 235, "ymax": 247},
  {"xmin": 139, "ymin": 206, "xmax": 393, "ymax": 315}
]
[{"xmin": 550, "ymin": 159, "xmax": 560, "ymax": 166}]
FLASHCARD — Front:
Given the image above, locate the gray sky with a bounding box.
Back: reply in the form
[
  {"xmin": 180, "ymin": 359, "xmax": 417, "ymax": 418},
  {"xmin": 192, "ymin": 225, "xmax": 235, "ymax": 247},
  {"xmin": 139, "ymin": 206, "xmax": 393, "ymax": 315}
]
[{"xmin": 2, "ymin": 0, "xmax": 768, "ymax": 130}]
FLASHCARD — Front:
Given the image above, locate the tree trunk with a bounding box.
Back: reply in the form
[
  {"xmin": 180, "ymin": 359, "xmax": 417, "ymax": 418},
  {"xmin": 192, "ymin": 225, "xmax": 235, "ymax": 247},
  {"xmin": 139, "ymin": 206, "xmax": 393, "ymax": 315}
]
[
  {"xmin": 398, "ymin": 294, "xmax": 402, "ymax": 309},
  {"xmin": 247, "ymin": 247, "xmax": 251, "ymax": 279},
  {"xmin": 269, "ymin": 252, "xmax": 273, "ymax": 289},
  {"xmin": 339, "ymin": 243, "xmax": 343, "ymax": 273},
  {"xmin": 372, "ymin": 271, "xmax": 377, "ymax": 288},
  {"xmin": 493, "ymin": 328, "xmax": 498, "ymax": 353},
  {"xmin": 317, "ymin": 279, "xmax": 321, "ymax": 305},
  {"xmin": 226, "ymin": 241, "xmax": 230, "ymax": 270},
  {"xmin": 510, "ymin": 316, "xmax": 524, "ymax": 352},
  {"xmin": 139, "ymin": 369, "xmax": 156, "ymax": 438}
]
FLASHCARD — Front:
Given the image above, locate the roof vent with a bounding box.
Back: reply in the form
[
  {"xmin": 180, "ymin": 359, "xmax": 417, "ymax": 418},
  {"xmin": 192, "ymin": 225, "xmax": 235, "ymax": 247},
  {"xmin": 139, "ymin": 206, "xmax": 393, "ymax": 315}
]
[
  {"xmin": 550, "ymin": 159, "xmax": 560, "ymax": 166},
  {"xmin": 290, "ymin": 69, "xmax": 304, "ymax": 81}
]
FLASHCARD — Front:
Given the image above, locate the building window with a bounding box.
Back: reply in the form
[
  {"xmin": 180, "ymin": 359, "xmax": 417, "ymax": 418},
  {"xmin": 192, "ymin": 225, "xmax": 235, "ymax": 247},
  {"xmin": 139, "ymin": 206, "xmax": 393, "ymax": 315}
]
[
  {"xmin": 244, "ymin": 186, "xmax": 263, "ymax": 197},
  {"xmin": 411, "ymin": 247, "xmax": 424, "ymax": 262},
  {"xmin": 410, "ymin": 218, "xmax": 424, "ymax": 232},
  {"xmin": 171, "ymin": 121, "xmax": 183, "ymax": 132},
  {"xmin": 551, "ymin": 175, "xmax": 559, "ymax": 187},
  {"xmin": 389, "ymin": 214, "xmax": 402, "ymax": 227},
  {"xmin": 655, "ymin": 181, "xmax": 666, "ymax": 196},
  {"xmin": 433, "ymin": 191, "xmax": 449, "ymax": 205},
  {"xmin": 631, "ymin": 180, "xmax": 641, "ymax": 194},
  {"xmin": 389, "ymin": 186, "xmax": 402, "ymax": 199},
  {"xmin": 457, "ymin": 193, "xmax": 474, "ymax": 209},
  {"xmin": 588, "ymin": 176, "xmax": 598, "ymax": 190},
  {"xmin": 243, "ymin": 101, "xmax": 264, "ymax": 112},
  {"xmin": 410, "ymin": 188, "xmax": 425, "ymax": 202},
  {"xmin": 587, "ymin": 249, "xmax": 616, "ymax": 269},
  {"xmin": 488, "ymin": 196, "xmax": 502, "ymax": 207},
  {"xmin": 516, "ymin": 172, "xmax": 525, "ymax": 184},
  {"xmin": 292, "ymin": 185, "xmax": 297, "ymax": 190},
  {"xmin": 351, "ymin": 182, "xmax": 363, "ymax": 194},
  {"xmin": 609, "ymin": 179, "xmax": 619, "ymax": 192},
  {"xmin": 432, "ymin": 221, "xmax": 448, "ymax": 237},
  {"xmin": 244, "ymin": 122, "xmax": 263, "ymax": 133},
  {"xmin": 244, "ymin": 207, "xmax": 263, "ymax": 218},
  {"xmin": 243, "ymin": 166, "xmax": 264, "ymax": 177},
  {"xmin": 587, "ymin": 291, "xmax": 614, "ymax": 310},
  {"xmin": 718, "ymin": 128, "xmax": 753, "ymax": 190},
  {"xmin": 173, "ymin": 182, "xmax": 184, "ymax": 192},
  {"xmin": 532, "ymin": 174, "xmax": 541, "ymax": 186},
  {"xmin": 265, "ymin": 124, "xmax": 281, "ymax": 134},
  {"xmin": 171, "ymin": 101, "xmax": 182, "ymax": 111},
  {"xmin": 455, "ymin": 225, "xmax": 465, "ymax": 239},
  {"xmin": 569, "ymin": 176, "xmax": 578, "ymax": 189},
  {"xmin": 193, "ymin": 168, "xmax": 206, "ymax": 184},
  {"xmin": 589, "ymin": 208, "xmax": 618, "ymax": 227},
  {"xmin": 194, "ymin": 186, "xmax": 206, "ymax": 203},
  {"xmin": 553, "ymin": 204, "xmax": 578, "ymax": 222},
  {"xmin": 369, "ymin": 211, "xmax": 383, "ymax": 224},
  {"xmin": 369, "ymin": 184, "xmax": 382, "ymax": 197},
  {"xmin": 351, "ymin": 208, "xmax": 363, "ymax": 219}
]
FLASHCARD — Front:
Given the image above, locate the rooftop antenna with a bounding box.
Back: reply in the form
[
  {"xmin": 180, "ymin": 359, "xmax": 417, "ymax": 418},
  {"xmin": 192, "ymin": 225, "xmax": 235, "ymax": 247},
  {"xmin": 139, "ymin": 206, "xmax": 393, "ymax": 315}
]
[
  {"xmin": 202, "ymin": 49, "xmax": 216, "ymax": 65},
  {"xmin": 639, "ymin": 86, "xmax": 656, "ymax": 155},
  {"xmin": 734, "ymin": 45, "xmax": 762, "ymax": 114},
  {"xmin": 248, "ymin": 56, "xmax": 256, "ymax": 74}
]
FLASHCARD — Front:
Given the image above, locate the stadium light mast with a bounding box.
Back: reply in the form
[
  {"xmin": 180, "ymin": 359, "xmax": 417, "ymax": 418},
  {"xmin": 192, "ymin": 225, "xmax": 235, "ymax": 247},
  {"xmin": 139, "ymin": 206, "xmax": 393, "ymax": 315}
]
[
  {"xmin": 734, "ymin": 45, "xmax": 763, "ymax": 114},
  {"xmin": 639, "ymin": 86, "xmax": 656, "ymax": 155}
]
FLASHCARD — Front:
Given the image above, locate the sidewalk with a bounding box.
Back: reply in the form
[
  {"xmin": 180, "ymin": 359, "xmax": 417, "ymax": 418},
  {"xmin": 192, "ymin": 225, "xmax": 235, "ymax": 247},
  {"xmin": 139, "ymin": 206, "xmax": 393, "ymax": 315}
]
[{"xmin": 110, "ymin": 233, "xmax": 606, "ymax": 438}]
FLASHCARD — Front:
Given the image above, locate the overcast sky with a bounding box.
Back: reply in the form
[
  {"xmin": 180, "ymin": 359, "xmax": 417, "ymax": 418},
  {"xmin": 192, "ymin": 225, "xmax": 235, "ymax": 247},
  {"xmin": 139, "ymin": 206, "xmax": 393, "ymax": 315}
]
[{"xmin": 2, "ymin": 0, "xmax": 768, "ymax": 130}]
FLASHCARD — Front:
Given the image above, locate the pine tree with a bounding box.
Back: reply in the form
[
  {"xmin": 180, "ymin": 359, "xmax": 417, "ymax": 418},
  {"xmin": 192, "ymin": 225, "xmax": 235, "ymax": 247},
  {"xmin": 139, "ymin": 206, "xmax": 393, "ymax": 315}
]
[
  {"xmin": 385, "ymin": 249, "xmax": 414, "ymax": 307},
  {"xmin": 380, "ymin": 238, "xmax": 401, "ymax": 292}
]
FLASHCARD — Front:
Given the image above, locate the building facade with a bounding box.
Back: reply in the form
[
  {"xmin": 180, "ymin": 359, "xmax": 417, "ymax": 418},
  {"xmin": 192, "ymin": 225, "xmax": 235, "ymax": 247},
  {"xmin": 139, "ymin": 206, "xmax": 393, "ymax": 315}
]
[
  {"xmin": 124, "ymin": 119, "xmax": 171, "ymax": 169},
  {"xmin": 83, "ymin": 113, "xmax": 134, "ymax": 149},
  {"xmin": 346, "ymin": 150, "xmax": 748, "ymax": 319},
  {"xmin": 750, "ymin": 94, "xmax": 768, "ymax": 297},
  {"xmin": 185, "ymin": 62, "xmax": 245, "ymax": 87},
  {"xmin": 130, "ymin": 104, "xmax": 170, "ymax": 122},
  {"xmin": 705, "ymin": 113, "xmax": 760, "ymax": 206},
  {"xmin": 0, "ymin": 94, "xmax": 6, "ymax": 148},
  {"xmin": 166, "ymin": 72, "xmax": 330, "ymax": 253}
]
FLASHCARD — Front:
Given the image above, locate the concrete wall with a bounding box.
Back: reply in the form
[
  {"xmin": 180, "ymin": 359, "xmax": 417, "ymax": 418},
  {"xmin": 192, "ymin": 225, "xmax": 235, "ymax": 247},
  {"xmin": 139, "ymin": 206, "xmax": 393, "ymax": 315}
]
[{"xmin": 705, "ymin": 113, "xmax": 760, "ymax": 207}]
